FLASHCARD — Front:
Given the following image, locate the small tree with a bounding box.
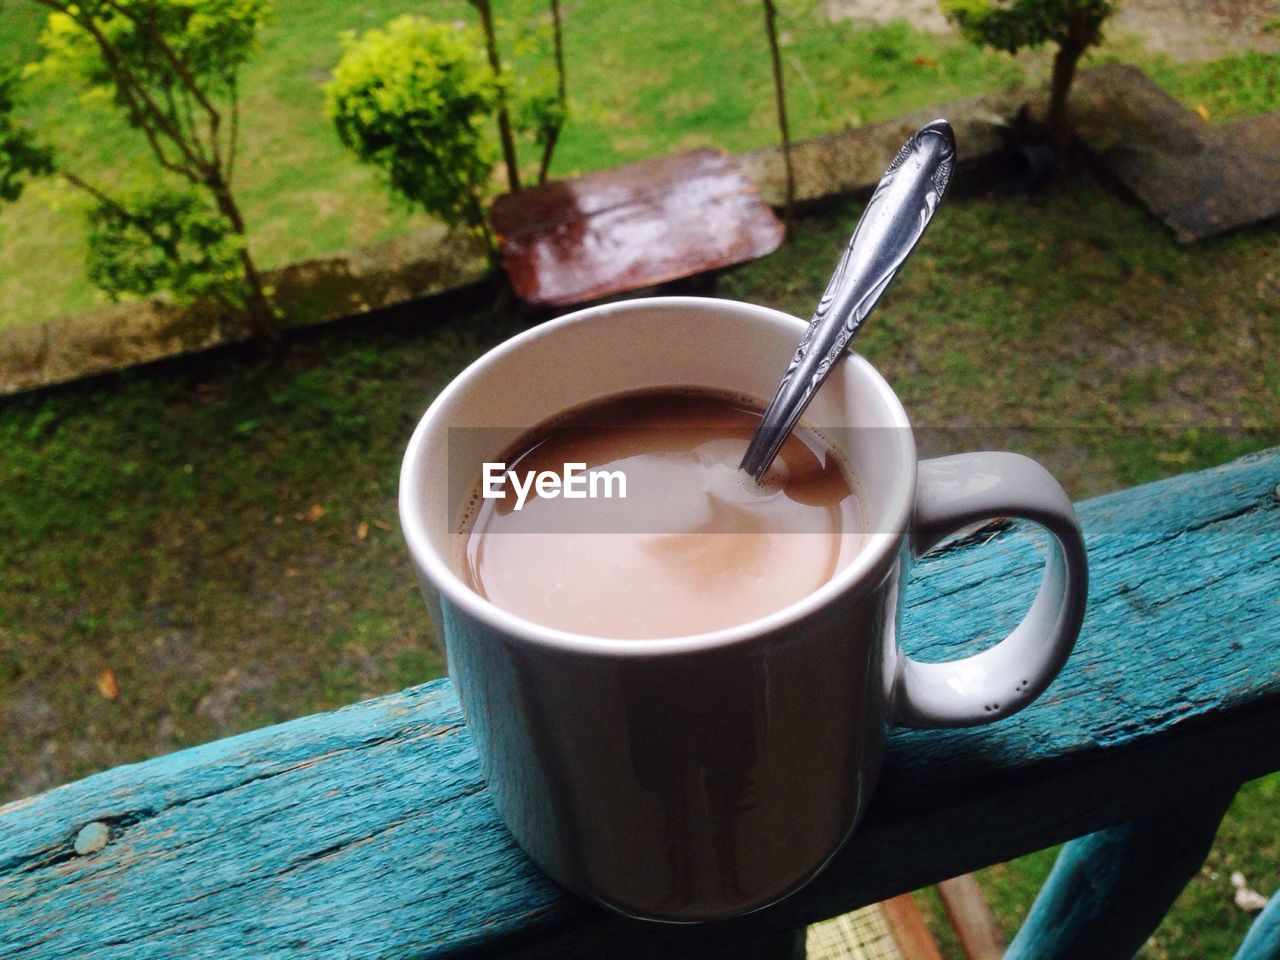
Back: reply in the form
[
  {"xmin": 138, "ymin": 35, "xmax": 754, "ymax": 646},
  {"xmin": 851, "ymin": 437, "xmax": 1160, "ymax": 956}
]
[
  {"xmin": 14, "ymin": 0, "xmax": 278, "ymax": 342},
  {"xmin": 941, "ymin": 0, "xmax": 1115, "ymax": 153},
  {"xmin": 327, "ymin": 17, "xmax": 502, "ymax": 250},
  {"xmin": 326, "ymin": 16, "xmax": 565, "ymax": 256}
]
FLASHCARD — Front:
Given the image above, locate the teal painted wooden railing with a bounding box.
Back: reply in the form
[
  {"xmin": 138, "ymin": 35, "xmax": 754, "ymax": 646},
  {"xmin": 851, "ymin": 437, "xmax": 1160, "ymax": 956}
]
[{"xmin": 3, "ymin": 449, "xmax": 1278, "ymax": 959}]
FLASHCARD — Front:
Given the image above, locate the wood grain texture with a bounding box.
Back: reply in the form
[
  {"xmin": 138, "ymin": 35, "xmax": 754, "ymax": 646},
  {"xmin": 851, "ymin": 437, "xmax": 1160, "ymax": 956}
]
[
  {"xmin": 2, "ymin": 449, "xmax": 1278, "ymax": 959},
  {"xmin": 881, "ymin": 894, "xmax": 944, "ymax": 960}
]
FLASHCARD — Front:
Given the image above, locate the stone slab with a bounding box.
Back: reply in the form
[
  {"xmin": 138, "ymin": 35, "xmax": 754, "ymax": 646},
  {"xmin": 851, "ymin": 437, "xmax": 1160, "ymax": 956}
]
[
  {"xmin": 0, "ymin": 223, "xmax": 491, "ymax": 397},
  {"xmin": 1224, "ymin": 110, "xmax": 1280, "ymax": 171},
  {"xmin": 737, "ymin": 88, "xmax": 1025, "ymax": 208},
  {"xmin": 1071, "ymin": 63, "xmax": 1280, "ymax": 242}
]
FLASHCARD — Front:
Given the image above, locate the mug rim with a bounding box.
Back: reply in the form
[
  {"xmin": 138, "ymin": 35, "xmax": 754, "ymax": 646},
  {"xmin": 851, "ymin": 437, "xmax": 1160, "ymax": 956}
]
[{"xmin": 399, "ymin": 296, "xmax": 917, "ymax": 656}]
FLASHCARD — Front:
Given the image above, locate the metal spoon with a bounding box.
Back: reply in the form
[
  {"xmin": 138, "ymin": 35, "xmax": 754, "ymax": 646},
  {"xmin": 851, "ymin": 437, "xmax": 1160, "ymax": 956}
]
[{"xmin": 739, "ymin": 118, "xmax": 956, "ymax": 480}]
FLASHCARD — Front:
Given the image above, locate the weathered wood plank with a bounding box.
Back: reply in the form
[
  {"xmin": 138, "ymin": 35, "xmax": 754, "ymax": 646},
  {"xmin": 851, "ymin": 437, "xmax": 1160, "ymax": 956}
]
[
  {"xmin": 2, "ymin": 449, "xmax": 1278, "ymax": 959},
  {"xmin": 0, "ymin": 686, "xmax": 565, "ymax": 959}
]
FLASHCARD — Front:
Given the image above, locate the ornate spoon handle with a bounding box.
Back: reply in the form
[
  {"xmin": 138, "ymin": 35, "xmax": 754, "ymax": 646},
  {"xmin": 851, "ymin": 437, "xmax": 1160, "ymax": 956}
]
[{"xmin": 739, "ymin": 118, "xmax": 956, "ymax": 480}]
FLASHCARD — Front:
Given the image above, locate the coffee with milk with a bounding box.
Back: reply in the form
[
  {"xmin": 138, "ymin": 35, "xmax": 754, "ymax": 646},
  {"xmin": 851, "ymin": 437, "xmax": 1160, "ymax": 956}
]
[{"xmin": 458, "ymin": 388, "xmax": 866, "ymax": 638}]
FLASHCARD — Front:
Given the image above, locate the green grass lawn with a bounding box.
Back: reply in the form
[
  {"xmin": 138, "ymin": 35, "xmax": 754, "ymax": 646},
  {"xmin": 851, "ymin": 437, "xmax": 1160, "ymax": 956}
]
[
  {"xmin": 1, "ymin": 4, "xmax": 1278, "ymax": 956},
  {"xmin": 0, "ymin": 0, "xmax": 1027, "ymax": 328},
  {"xmin": 2, "ymin": 161, "xmax": 1277, "ymax": 956},
  {"xmin": 5, "ymin": 0, "xmax": 1273, "ymax": 331}
]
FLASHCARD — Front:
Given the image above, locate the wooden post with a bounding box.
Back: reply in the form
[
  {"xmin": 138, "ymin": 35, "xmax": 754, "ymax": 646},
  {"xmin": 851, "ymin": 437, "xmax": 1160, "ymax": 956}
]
[
  {"xmin": 936, "ymin": 875, "xmax": 1003, "ymax": 960},
  {"xmin": 1006, "ymin": 786, "xmax": 1239, "ymax": 960},
  {"xmin": 882, "ymin": 894, "xmax": 944, "ymax": 960}
]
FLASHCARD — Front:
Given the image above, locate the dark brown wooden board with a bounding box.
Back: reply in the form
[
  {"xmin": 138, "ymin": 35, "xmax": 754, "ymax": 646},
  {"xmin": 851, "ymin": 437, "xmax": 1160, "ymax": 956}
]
[{"xmin": 490, "ymin": 149, "xmax": 785, "ymax": 305}]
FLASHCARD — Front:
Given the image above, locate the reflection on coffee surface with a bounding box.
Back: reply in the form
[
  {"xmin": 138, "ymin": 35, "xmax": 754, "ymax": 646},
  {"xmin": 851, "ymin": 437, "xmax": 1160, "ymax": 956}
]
[{"xmin": 459, "ymin": 389, "xmax": 865, "ymax": 638}]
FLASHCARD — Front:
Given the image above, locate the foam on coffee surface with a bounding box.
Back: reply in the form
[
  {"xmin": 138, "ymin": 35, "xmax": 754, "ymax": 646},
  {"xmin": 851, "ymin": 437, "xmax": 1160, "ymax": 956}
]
[
  {"xmin": 698, "ymin": 441, "xmax": 789, "ymax": 503},
  {"xmin": 459, "ymin": 389, "xmax": 864, "ymax": 639}
]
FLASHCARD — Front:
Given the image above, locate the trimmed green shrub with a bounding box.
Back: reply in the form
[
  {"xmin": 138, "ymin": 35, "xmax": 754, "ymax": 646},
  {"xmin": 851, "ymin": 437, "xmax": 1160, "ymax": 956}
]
[{"xmin": 326, "ymin": 17, "xmax": 501, "ymax": 247}]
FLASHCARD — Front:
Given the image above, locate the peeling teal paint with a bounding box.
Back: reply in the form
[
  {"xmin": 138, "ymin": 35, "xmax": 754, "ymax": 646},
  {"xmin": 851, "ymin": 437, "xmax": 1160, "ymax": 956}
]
[{"xmin": 1, "ymin": 450, "xmax": 1278, "ymax": 958}]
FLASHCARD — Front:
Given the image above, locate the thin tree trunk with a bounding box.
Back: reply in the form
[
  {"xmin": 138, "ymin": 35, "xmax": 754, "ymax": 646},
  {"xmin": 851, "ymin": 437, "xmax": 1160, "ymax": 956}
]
[
  {"xmin": 536, "ymin": 0, "xmax": 566, "ymax": 185},
  {"xmin": 1047, "ymin": 7, "xmax": 1098, "ymax": 159},
  {"xmin": 463, "ymin": 183, "xmax": 499, "ymax": 263},
  {"xmin": 471, "ymin": 0, "xmax": 522, "ymax": 193},
  {"xmin": 209, "ymin": 176, "xmax": 279, "ymax": 346},
  {"xmin": 762, "ymin": 0, "xmax": 795, "ymax": 223},
  {"xmin": 1047, "ymin": 41, "xmax": 1082, "ymax": 155},
  {"xmin": 535, "ymin": 121, "xmax": 561, "ymax": 188}
]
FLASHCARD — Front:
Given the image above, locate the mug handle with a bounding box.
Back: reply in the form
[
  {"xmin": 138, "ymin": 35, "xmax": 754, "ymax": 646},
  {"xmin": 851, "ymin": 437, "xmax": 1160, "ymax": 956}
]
[{"xmin": 889, "ymin": 452, "xmax": 1089, "ymax": 728}]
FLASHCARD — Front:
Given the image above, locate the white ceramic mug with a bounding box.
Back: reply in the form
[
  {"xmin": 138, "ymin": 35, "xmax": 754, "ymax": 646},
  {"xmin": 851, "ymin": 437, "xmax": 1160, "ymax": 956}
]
[{"xmin": 399, "ymin": 297, "xmax": 1088, "ymax": 922}]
